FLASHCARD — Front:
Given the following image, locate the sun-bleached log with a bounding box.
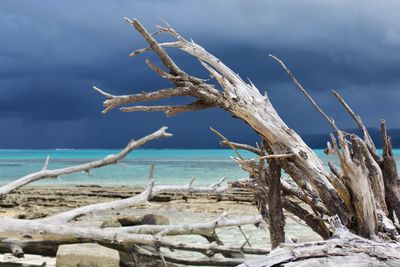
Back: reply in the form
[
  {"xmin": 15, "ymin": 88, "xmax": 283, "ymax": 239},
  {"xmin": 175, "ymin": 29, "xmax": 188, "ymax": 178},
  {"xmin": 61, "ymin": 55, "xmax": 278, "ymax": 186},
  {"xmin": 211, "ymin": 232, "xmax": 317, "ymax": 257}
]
[
  {"xmin": 0, "ymin": 127, "xmax": 172, "ymax": 197},
  {"xmin": 117, "ymin": 214, "xmax": 264, "ymax": 236},
  {"xmin": 40, "ymin": 166, "xmax": 155, "ymax": 223},
  {"xmin": 154, "ymin": 239, "xmax": 268, "ymax": 256},
  {"xmin": 133, "ymin": 245, "xmax": 246, "ymax": 266},
  {"xmin": 238, "ymin": 216, "xmax": 400, "ymax": 267},
  {"xmin": 0, "ymin": 218, "xmax": 268, "ymax": 260},
  {"xmin": 38, "ymin": 175, "xmax": 228, "ymax": 223}
]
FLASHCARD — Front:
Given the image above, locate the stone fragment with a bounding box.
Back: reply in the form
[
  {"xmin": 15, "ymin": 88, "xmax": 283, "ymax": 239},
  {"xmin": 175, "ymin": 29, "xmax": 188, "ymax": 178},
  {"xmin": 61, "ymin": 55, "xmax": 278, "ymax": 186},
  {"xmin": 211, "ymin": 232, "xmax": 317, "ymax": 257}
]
[{"xmin": 56, "ymin": 243, "xmax": 119, "ymax": 267}]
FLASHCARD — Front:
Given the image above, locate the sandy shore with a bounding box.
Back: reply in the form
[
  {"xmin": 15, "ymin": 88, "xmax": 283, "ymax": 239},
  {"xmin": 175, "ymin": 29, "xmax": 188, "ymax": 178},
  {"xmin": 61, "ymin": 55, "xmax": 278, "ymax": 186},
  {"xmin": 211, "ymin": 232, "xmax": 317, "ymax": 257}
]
[{"xmin": 0, "ymin": 185, "xmax": 320, "ymax": 266}]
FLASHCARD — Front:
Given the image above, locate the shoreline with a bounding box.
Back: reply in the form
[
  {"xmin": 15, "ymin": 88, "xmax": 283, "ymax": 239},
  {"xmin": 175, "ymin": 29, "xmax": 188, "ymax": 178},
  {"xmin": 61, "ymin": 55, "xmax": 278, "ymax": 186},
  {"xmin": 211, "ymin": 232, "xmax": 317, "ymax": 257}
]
[
  {"xmin": 0, "ymin": 184, "xmax": 320, "ymax": 266},
  {"xmin": 0, "ymin": 184, "xmax": 254, "ymax": 219}
]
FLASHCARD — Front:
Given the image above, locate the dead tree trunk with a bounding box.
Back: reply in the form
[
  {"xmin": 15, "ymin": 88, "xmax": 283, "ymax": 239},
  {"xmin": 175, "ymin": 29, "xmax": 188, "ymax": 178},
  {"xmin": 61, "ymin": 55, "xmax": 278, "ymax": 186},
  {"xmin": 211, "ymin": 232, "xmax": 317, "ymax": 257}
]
[
  {"xmin": 239, "ymin": 216, "xmax": 400, "ymax": 267},
  {"xmin": 95, "ymin": 18, "xmax": 351, "ymax": 229},
  {"xmin": 3, "ymin": 18, "xmax": 400, "ymax": 266},
  {"xmin": 267, "ymin": 157, "xmax": 285, "ymax": 248},
  {"xmin": 90, "ymin": 18, "xmax": 400, "ymax": 249},
  {"xmin": 380, "ymin": 119, "xmax": 400, "ymax": 221}
]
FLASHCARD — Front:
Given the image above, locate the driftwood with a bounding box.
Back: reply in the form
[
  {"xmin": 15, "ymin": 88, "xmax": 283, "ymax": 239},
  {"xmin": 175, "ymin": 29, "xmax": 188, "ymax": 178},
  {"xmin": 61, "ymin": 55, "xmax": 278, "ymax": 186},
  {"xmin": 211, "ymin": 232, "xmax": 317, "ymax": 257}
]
[
  {"xmin": 2, "ymin": 18, "xmax": 400, "ymax": 266},
  {"xmin": 117, "ymin": 213, "xmax": 264, "ymax": 236},
  {"xmin": 239, "ymin": 216, "xmax": 400, "ymax": 266},
  {"xmin": 0, "ymin": 132, "xmax": 263, "ymax": 265},
  {"xmin": 91, "ymin": 18, "xmax": 400, "ymax": 265},
  {"xmin": 0, "ymin": 126, "xmax": 171, "ymax": 197},
  {"xmin": 0, "ymin": 126, "xmax": 266, "ymax": 265},
  {"xmin": 95, "ymin": 19, "xmax": 350, "ymax": 231},
  {"xmin": 0, "ymin": 169, "xmax": 263, "ymax": 265}
]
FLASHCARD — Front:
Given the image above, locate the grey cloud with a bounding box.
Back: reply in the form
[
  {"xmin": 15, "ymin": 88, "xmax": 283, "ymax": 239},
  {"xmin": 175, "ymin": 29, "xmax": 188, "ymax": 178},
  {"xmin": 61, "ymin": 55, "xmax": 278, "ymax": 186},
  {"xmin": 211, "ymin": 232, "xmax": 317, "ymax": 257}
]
[{"xmin": 0, "ymin": 0, "xmax": 399, "ymax": 148}]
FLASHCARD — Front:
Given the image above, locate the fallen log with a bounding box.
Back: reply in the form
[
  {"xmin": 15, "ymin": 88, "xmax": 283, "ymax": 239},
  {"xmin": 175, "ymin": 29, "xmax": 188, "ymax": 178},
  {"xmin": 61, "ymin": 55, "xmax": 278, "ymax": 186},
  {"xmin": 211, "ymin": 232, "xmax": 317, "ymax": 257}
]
[{"xmin": 239, "ymin": 216, "xmax": 400, "ymax": 266}]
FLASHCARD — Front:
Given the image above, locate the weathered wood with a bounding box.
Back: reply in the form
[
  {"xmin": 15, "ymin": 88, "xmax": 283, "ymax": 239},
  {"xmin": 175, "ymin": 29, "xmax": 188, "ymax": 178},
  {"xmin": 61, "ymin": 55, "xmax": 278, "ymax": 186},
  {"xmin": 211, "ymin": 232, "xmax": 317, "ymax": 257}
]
[
  {"xmin": 39, "ymin": 165, "xmax": 155, "ymax": 223},
  {"xmin": 95, "ymin": 19, "xmax": 351, "ymax": 228},
  {"xmin": 335, "ymin": 132, "xmax": 378, "ymax": 237},
  {"xmin": 0, "ymin": 127, "xmax": 172, "ymax": 197},
  {"xmin": 272, "ymin": 56, "xmax": 392, "ymax": 237},
  {"xmin": 0, "ymin": 218, "xmax": 269, "ymax": 258},
  {"xmin": 133, "ymin": 245, "xmax": 246, "ymax": 266},
  {"xmin": 267, "ymin": 158, "xmax": 285, "ymax": 248},
  {"xmin": 36, "ymin": 173, "xmax": 228, "ymax": 224},
  {"xmin": 239, "ymin": 216, "xmax": 400, "ymax": 267},
  {"xmin": 4, "ymin": 18, "xmax": 400, "ymax": 266},
  {"xmin": 220, "ymin": 140, "xmax": 261, "ymax": 155},
  {"xmin": 282, "ymin": 198, "xmax": 331, "ymax": 240},
  {"xmin": 118, "ymin": 214, "xmax": 264, "ymax": 236},
  {"xmin": 381, "ymin": 119, "xmax": 400, "ymax": 221},
  {"xmin": 332, "ymin": 91, "xmax": 387, "ymax": 212}
]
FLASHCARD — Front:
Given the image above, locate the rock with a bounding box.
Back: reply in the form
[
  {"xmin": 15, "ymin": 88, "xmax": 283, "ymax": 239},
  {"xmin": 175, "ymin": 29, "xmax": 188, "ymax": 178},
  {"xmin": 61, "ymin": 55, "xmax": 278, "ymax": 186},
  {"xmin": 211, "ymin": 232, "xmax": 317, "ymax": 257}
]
[
  {"xmin": 117, "ymin": 214, "xmax": 169, "ymax": 226},
  {"xmin": 16, "ymin": 210, "xmax": 49, "ymax": 220},
  {"xmin": 100, "ymin": 218, "xmax": 122, "ymax": 228},
  {"xmin": 141, "ymin": 214, "xmax": 169, "ymax": 225},
  {"xmin": 116, "ymin": 215, "xmax": 141, "ymax": 226},
  {"xmin": 56, "ymin": 243, "xmax": 120, "ymax": 267}
]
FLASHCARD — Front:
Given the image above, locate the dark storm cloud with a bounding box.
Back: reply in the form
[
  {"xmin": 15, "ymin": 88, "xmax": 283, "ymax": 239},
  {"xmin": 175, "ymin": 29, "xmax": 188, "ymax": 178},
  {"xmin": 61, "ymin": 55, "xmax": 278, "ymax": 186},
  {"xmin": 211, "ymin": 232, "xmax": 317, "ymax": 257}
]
[{"xmin": 0, "ymin": 0, "xmax": 399, "ymax": 148}]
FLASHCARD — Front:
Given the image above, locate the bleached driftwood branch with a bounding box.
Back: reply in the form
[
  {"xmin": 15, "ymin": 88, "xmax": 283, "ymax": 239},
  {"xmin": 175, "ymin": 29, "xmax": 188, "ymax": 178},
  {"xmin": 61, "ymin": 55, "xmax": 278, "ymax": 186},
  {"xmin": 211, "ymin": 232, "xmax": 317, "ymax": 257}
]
[
  {"xmin": 270, "ymin": 54, "xmax": 395, "ymax": 238},
  {"xmin": 0, "ymin": 215, "xmax": 268, "ymax": 263},
  {"xmin": 39, "ymin": 175, "xmax": 229, "ymax": 223},
  {"xmin": 40, "ymin": 165, "xmax": 156, "ymax": 223},
  {"xmin": 239, "ymin": 216, "xmax": 400, "ymax": 267},
  {"xmin": 220, "ymin": 140, "xmax": 261, "ymax": 155},
  {"xmin": 39, "ymin": 17, "xmax": 400, "ymax": 265},
  {"xmin": 0, "ymin": 127, "xmax": 172, "ymax": 197},
  {"xmin": 214, "ymin": 128, "xmax": 330, "ymax": 239},
  {"xmin": 151, "ymin": 177, "xmax": 229, "ymax": 196},
  {"xmin": 117, "ymin": 213, "xmax": 264, "ymax": 236},
  {"xmin": 133, "ymin": 245, "xmax": 247, "ymax": 266},
  {"xmin": 95, "ymin": 19, "xmax": 351, "ymax": 230},
  {"xmin": 0, "ymin": 167, "xmax": 261, "ymax": 266}
]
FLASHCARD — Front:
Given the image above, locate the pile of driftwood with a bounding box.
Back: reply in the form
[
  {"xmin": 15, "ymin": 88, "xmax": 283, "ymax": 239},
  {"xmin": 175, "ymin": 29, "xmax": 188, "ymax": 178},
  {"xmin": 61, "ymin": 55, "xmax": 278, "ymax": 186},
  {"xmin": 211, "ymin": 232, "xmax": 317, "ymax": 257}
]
[
  {"xmin": 0, "ymin": 127, "xmax": 267, "ymax": 266},
  {"xmin": 2, "ymin": 18, "xmax": 400, "ymax": 266}
]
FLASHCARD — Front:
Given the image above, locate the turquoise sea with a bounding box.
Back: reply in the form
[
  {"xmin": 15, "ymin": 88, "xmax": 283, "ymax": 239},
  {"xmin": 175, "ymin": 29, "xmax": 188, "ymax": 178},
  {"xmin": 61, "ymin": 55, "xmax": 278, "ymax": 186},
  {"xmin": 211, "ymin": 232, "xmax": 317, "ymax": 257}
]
[{"xmin": 0, "ymin": 149, "xmax": 399, "ymax": 187}]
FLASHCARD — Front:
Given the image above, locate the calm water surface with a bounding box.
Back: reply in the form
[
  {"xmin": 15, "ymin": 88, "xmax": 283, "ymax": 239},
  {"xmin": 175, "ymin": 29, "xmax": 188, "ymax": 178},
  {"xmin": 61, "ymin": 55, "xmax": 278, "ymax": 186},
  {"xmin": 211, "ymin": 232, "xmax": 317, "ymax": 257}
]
[{"xmin": 0, "ymin": 149, "xmax": 399, "ymax": 186}]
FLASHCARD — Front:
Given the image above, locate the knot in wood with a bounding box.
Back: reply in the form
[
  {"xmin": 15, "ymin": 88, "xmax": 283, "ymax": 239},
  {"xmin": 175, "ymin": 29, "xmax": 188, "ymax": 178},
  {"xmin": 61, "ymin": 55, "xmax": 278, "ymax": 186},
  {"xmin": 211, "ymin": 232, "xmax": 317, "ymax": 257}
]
[{"xmin": 299, "ymin": 150, "xmax": 308, "ymax": 160}]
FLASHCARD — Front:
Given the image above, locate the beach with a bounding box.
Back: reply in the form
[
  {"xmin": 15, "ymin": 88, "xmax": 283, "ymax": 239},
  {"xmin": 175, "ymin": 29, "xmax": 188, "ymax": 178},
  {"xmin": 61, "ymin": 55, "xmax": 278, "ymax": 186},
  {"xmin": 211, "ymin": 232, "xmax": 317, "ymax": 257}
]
[
  {"xmin": 0, "ymin": 184, "xmax": 320, "ymax": 266},
  {"xmin": 1, "ymin": 148, "xmax": 397, "ymax": 266}
]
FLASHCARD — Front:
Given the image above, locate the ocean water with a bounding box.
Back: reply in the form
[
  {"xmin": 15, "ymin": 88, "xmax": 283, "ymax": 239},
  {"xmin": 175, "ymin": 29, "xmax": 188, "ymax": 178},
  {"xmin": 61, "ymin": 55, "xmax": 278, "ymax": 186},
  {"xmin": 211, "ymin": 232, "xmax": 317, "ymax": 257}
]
[{"xmin": 0, "ymin": 149, "xmax": 399, "ymax": 187}]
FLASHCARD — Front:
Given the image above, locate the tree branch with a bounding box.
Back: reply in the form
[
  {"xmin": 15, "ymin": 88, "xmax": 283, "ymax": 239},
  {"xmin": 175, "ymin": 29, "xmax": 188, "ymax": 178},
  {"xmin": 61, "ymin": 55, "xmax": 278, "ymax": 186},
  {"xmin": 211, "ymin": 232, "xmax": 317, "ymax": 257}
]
[
  {"xmin": 93, "ymin": 86, "xmax": 192, "ymax": 114},
  {"xmin": 117, "ymin": 214, "xmax": 264, "ymax": 236},
  {"xmin": 332, "ymin": 90, "xmax": 380, "ymax": 161},
  {"xmin": 120, "ymin": 100, "xmax": 215, "ymax": 117},
  {"xmin": 125, "ymin": 18, "xmax": 183, "ymax": 76},
  {"xmin": 270, "ymin": 55, "xmax": 338, "ymax": 133},
  {"xmin": 220, "ymin": 141, "xmax": 261, "ymax": 155},
  {"xmin": 0, "ymin": 127, "xmax": 172, "ymax": 197}
]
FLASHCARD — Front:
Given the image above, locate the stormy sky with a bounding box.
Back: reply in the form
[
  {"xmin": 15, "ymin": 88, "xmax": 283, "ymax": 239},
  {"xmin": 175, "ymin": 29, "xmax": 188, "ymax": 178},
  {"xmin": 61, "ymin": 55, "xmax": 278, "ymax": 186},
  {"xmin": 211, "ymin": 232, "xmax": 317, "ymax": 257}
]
[{"xmin": 0, "ymin": 0, "xmax": 399, "ymax": 148}]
